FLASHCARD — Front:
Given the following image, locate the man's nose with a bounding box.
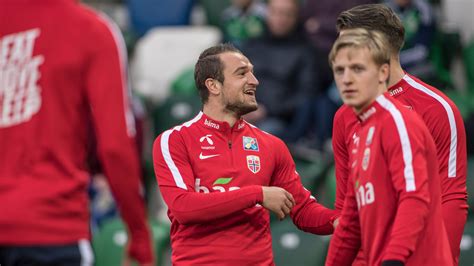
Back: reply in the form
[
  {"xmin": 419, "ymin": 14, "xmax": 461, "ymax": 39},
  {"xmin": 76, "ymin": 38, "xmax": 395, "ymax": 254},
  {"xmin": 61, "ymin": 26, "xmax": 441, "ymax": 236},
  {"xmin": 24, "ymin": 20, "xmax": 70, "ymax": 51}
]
[
  {"xmin": 247, "ymin": 72, "xmax": 259, "ymax": 86},
  {"xmin": 342, "ymin": 70, "xmax": 353, "ymax": 84}
]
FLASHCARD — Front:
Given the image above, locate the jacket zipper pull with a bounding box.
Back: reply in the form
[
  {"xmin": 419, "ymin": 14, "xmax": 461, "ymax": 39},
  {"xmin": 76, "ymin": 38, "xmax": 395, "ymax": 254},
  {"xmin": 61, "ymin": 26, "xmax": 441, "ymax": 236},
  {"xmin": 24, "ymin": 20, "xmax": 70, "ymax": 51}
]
[{"xmin": 228, "ymin": 140, "xmax": 232, "ymax": 149}]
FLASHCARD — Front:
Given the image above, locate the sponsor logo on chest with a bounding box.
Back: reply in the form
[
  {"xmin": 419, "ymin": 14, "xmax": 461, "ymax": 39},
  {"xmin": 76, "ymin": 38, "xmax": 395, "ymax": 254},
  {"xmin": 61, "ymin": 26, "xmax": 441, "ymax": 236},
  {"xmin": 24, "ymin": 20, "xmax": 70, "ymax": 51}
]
[
  {"xmin": 204, "ymin": 119, "xmax": 220, "ymax": 129},
  {"xmin": 195, "ymin": 177, "xmax": 239, "ymax": 193},
  {"xmin": 359, "ymin": 107, "xmax": 376, "ymax": 122},
  {"xmin": 199, "ymin": 152, "xmax": 219, "ymax": 160},
  {"xmin": 389, "ymin": 87, "xmax": 403, "ymax": 96},
  {"xmin": 200, "ymin": 134, "xmax": 216, "ymax": 150},
  {"xmin": 243, "ymin": 136, "xmax": 259, "ymax": 151}
]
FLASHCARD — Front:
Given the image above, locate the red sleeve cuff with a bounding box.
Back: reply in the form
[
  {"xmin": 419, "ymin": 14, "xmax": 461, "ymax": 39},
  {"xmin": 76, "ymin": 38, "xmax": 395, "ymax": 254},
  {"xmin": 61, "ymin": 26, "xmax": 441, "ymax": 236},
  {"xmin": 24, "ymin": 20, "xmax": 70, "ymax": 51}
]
[
  {"xmin": 255, "ymin": 186, "xmax": 264, "ymax": 204},
  {"xmin": 128, "ymin": 233, "xmax": 154, "ymax": 264},
  {"xmin": 382, "ymin": 253, "xmax": 407, "ymax": 264},
  {"xmin": 330, "ymin": 210, "xmax": 341, "ymax": 227}
]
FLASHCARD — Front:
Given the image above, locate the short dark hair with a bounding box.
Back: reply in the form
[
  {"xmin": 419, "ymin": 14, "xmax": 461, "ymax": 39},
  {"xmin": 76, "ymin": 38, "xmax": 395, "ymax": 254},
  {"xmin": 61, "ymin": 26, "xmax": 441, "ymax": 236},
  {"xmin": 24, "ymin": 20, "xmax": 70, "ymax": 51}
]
[
  {"xmin": 194, "ymin": 43, "xmax": 242, "ymax": 103},
  {"xmin": 336, "ymin": 4, "xmax": 405, "ymax": 54}
]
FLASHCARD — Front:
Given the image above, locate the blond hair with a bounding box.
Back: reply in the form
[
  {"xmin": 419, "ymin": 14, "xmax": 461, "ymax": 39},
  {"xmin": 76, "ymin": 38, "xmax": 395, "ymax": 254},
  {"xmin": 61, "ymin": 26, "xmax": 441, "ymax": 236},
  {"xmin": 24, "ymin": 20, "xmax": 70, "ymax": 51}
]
[{"xmin": 329, "ymin": 28, "xmax": 391, "ymax": 68}]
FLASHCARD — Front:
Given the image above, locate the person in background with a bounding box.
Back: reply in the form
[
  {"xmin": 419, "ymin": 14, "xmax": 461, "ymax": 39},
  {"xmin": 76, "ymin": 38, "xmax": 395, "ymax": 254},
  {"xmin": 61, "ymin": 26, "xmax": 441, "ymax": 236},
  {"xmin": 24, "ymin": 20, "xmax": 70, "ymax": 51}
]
[
  {"xmin": 332, "ymin": 4, "xmax": 467, "ymax": 265},
  {"xmin": 385, "ymin": 0, "xmax": 437, "ymax": 81},
  {"xmin": 221, "ymin": 0, "xmax": 267, "ymax": 48},
  {"xmin": 326, "ymin": 28, "xmax": 452, "ymax": 266},
  {"xmin": 0, "ymin": 0, "xmax": 154, "ymax": 265},
  {"xmin": 153, "ymin": 43, "xmax": 338, "ymax": 265},
  {"xmin": 242, "ymin": 0, "xmax": 319, "ymax": 146},
  {"xmin": 300, "ymin": 0, "xmax": 379, "ymax": 90},
  {"xmin": 300, "ymin": 0, "xmax": 380, "ymax": 147}
]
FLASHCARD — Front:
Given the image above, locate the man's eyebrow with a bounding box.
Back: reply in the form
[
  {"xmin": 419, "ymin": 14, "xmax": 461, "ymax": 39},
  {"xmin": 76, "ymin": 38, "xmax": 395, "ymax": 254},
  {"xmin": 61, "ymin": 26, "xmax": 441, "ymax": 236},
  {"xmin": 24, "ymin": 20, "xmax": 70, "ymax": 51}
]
[
  {"xmin": 349, "ymin": 63, "xmax": 365, "ymax": 68},
  {"xmin": 233, "ymin": 64, "xmax": 254, "ymax": 74},
  {"xmin": 233, "ymin": 66, "xmax": 248, "ymax": 74}
]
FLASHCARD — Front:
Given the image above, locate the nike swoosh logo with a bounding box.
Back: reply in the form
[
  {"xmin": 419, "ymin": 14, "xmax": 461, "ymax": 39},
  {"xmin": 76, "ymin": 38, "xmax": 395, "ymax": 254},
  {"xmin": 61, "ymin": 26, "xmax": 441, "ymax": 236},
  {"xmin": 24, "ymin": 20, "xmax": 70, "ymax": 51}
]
[{"xmin": 199, "ymin": 152, "xmax": 220, "ymax": 160}]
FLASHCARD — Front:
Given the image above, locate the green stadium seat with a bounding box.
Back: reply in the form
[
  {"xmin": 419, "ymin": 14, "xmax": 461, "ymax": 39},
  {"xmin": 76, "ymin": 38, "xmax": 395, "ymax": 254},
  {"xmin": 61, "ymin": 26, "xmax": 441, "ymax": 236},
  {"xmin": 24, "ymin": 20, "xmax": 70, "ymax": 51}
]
[
  {"xmin": 265, "ymin": 157, "xmax": 327, "ymax": 223},
  {"xmin": 93, "ymin": 218, "xmax": 170, "ymax": 266},
  {"xmin": 131, "ymin": 26, "xmax": 221, "ymax": 104},
  {"xmin": 294, "ymin": 157, "xmax": 326, "ymax": 192},
  {"xmin": 199, "ymin": 0, "xmax": 232, "ymax": 28},
  {"xmin": 150, "ymin": 66, "xmax": 203, "ymax": 136},
  {"xmin": 150, "ymin": 93, "xmax": 202, "ymax": 136},
  {"xmin": 170, "ymin": 67, "xmax": 196, "ymax": 96},
  {"xmin": 459, "ymin": 218, "xmax": 474, "ymax": 266},
  {"xmin": 463, "ymin": 39, "xmax": 474, "ymax": 94},
  {"xmin": 271, "ymin": 218, "xmax": 329, "ymax": 266},
  {"xmin": 444, "ymin": 90, "xmax": 472, "ymax": 119},
  {"xmin": 467, "ymin": 157, "xmax": 474, "ymax": 214},
  {"xmin": 444, "ymin": 39, "xmax": 474, "ymax": 118},
  {"xmin": 429, "ymin": 29, "xmax": 462, "ymax": 90},
  {"xmin": 317, "ymin": 164, "xmax": 337, "ymax": 209}
]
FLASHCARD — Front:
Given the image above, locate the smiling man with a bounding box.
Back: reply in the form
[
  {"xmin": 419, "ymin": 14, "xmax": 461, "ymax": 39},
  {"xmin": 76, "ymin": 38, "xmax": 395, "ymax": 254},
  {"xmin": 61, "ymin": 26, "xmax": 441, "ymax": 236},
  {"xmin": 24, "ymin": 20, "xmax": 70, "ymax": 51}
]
[
  {"xmin": 152, "ymin": 43, "xmax": 338, "ymax": 265},
  {"xmin": 325, "ymin": 29, "xmax": 452, "ymax": 266}
]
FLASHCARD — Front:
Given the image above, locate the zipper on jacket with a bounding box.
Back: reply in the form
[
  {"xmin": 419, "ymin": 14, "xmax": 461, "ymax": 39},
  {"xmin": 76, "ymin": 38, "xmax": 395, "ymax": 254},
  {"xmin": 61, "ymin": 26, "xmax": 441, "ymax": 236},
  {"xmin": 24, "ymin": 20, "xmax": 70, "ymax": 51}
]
[{"xmin": 227, "ymin": 134, "xmax": 234, "ymax": 169}]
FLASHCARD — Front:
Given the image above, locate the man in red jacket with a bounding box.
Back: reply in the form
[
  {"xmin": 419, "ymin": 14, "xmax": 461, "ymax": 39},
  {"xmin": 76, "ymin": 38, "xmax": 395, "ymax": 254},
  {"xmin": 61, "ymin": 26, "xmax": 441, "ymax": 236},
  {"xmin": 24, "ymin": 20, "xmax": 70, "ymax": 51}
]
[
  {"xmin": 0, "ymin": 0, "xmax": 153, "ymax": 265},
  {"xmin": 325, "ymin": 28, "xmax": 452, "ymax": 266},
  {"xmin": 153, "ymin": 43, "xmax": 339, "ymax": 265},
  {"xmin": 332, "ymin": 4, "xmax": 467, "ymax": 265}
]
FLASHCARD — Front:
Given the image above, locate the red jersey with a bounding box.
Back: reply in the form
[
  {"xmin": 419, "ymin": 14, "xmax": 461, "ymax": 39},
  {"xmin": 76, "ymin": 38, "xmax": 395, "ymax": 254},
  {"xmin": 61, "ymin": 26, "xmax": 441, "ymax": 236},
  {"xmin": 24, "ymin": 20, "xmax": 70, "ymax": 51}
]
[
  {"xmin": 326, "ymin": 94, "xmax": 452, "ymax": 265},
  {"xmin": 153, "ymin": 112, "xmax": 338, "ymax": 265},
  {"xmin": 0, "ymin": 0, "xmax": 151, "ymax": 262},
  {"xmin": 333, "ymin": 73, "xmax": 467, "ymax": 207}
]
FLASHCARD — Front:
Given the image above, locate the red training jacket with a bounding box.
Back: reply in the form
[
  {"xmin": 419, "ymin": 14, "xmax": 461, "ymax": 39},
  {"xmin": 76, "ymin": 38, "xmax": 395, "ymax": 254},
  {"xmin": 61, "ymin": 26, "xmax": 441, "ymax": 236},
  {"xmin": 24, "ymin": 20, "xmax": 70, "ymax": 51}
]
[
  {"xmin": 326, "ymin": 93, "xmax": 452, "ymax": 265},
  {"xmin": 333, "ymin": 73, "xmax": 467, "ymax": 208},
  {"xmin": 0, "ymin": 0, "xmax": 152, "ymax": 262},
  {"xmin": 153, "ymin": 112, "xmax": 338, "ymax": 265}
]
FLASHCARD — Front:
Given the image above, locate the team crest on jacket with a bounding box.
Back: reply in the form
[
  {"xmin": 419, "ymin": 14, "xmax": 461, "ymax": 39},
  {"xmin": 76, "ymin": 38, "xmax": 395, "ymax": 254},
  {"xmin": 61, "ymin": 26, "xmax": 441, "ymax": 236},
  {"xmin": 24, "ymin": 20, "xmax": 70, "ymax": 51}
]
[
  {"xmin": 243, "ymin": 136, "xmax": 259, "ymax": 151},
  {"xmin": 362, "ymin": 147, "xmax": 371, "ymax": 171},
  {"xmin": 246, "ymin": 155, "xmax": 261, "ymax": 174}
]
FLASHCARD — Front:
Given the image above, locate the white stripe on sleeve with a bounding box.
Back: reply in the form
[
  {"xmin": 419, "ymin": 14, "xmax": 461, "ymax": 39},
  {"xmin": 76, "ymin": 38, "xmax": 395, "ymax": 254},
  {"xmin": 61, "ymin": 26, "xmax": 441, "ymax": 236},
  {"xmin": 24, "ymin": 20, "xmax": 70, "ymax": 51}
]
[
  {"xmin": 403, "ymin": 75, "xmax": 458, "ymax": 178},
  {"xmin": 376, "ymin": 95, "xmax": 416, "ymax": 192},
  {"xmin": 96, "ymin": 11, "xmax": 137, "ymax": 137},
  {"xmin": 161, "ymin": 112, "xmax": 203, "ymax": 190},
  {"xmin": 78, "ymin": 239, "xmax": 94, "ymax": 266}
]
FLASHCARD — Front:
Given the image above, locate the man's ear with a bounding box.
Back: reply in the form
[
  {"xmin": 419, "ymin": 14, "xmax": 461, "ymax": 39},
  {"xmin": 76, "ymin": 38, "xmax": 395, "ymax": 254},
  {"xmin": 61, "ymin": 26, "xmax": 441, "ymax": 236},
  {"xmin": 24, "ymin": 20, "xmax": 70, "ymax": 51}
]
[
  {"xmin": 205, "ymin": 78, "xmax": 221, "ymax": 96},
  {"xmin": 379, "ymin": 63, "xmax": 390, "ymax": 84}
]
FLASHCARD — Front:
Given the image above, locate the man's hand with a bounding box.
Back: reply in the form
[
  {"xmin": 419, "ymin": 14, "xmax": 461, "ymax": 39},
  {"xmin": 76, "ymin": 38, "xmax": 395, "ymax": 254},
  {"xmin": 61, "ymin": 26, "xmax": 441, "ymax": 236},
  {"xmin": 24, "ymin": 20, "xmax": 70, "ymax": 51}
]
[
  {"xmin": 262, "ymin": 186, "xmax": 295, "ymax": 220},
  {"xmin": 123, "ymin": 236, "xmax": 155, "ymax": 266},
  {"xmin": 123, "ymin": 255, "xmax": 154, "ymax": 266},
  {"xmin": 333, "ymin": 218, "xmax": 339, "ymax": 229}
]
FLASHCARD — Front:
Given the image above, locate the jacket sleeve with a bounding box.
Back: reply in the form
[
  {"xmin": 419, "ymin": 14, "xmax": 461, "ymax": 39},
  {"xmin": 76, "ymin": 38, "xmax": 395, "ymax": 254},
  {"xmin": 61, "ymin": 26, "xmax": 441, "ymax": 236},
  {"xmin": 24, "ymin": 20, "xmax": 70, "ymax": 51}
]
[
  {"xmin": 270, "ymin": 138, "xmax": 339, "ymax": 235},
  {"xmin": 153, "ymin": 131, "xmax": 263, "ymax": 225},
  {"xmin": 85, "ymin": 15, "xmax": 152, "ymax": 263},
  {"xmin": 332, "ymin": 108, "xmax": 350, "ymax": 211},
  {"xmin": 325, "ymin": 177, "xmax": 361, "ymax": 266},
  {"xmin": 422, "ymin": 97, "xmax": 467, "ymax": 199},
  {"xmin": 381, "ymin": 116, "xmax": 431, "ymax": 263}
]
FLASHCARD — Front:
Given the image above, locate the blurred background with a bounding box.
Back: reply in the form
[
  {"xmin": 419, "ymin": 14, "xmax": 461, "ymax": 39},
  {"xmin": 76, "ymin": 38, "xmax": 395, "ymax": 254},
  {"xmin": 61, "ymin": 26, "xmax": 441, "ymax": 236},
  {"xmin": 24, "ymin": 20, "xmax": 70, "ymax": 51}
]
[{"xmin": 83, "ymin": 0, "xmax": 474, "ymax": 265}]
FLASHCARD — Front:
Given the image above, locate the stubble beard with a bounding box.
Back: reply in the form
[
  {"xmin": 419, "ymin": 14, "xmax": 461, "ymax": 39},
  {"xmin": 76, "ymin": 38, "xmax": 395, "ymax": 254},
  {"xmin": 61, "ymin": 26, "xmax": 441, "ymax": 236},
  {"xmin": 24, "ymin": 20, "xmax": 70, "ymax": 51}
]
[{"xmin": 225, "ymin": 100, "xmax": 258, "ymax": 116}]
